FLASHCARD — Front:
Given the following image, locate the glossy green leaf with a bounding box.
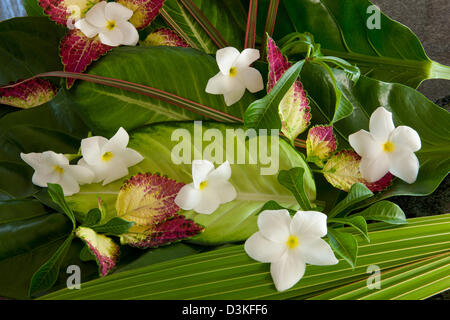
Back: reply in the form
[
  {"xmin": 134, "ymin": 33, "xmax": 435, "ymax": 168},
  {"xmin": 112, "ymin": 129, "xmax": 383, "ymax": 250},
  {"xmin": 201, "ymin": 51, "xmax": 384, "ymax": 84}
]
[
  {"xmin": 91, "ymin": 218, "xmax": 134, "ymax": 236},
  {"xmin": 66, "ymin": 122, "xmax": 316, "ymax": 245},
  {"xmin": 328, "ymin": 183, "xmax": 373, "ymax": 218},
  {"xmin": 244, "ymin": 60, "xmax": 304, "ymax": 131},
  {"xmin": 40, "ymin": 214, "xmax": 450, "ymax": 300},
  {"xmin": 82, "ymin": 208, "xmax": 102, "ymax": 227},
  {"xmin": 257, "ymin": 200, "xmax": 295, "ymax": 215},
  {"xmin": 327, "ymin": 228, "xmax": 358, "ymax": 268},
  {"xmin": 0, "ymin": 199, "xmax": 49, "ymax": 224},
  {"xmin": 279, "ymin": 0, "xmax": 450, "ymax": 87},
  {"xmin": 328, "ymin": 216, "xmax": 369, "ymax": 242},
  {"xmin": 29, "ymin": 234, "xmax": 74, "ymax": 296},
  {"xmin": 354, "ymin": 201, "xmax": 407, "ymax": 225},
  {"xmin": 47, "ymin": 184, "xmax": 76, "ymax": 229},
  {"xmin": 277, "ymin": 167, "xmax": 312, "ymax": 210}
]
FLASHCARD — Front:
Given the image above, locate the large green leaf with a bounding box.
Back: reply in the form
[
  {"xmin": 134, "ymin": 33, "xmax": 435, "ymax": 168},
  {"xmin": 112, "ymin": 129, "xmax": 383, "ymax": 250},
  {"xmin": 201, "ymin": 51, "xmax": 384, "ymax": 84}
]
[
  {"xmin": 66, "ymin": 121, "xmax": 316, "ymax": 245},
  {"xmin": 277, "ymin": 0, "xmax": 450, "ymax": 87},
  {"xmin": 301, "ymin": 63, "xmax": 450, "ymax": 200},
  {"xmin": 0, "ymin": 17, "xmax": 65, "ymax": 85},
  {"xmin": 40, "ymin": 214, "xmax": 450, "ymax": 300},
  {"xmin": 67, "ymin": 46, "xmax": 255, "ymax": 136}
]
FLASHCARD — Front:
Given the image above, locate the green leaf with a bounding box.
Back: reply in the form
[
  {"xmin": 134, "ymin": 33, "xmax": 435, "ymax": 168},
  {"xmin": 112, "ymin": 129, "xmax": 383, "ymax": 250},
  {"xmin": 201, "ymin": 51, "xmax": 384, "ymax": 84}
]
[
  {"xmin": 327, "ymin": 228, "xmax": 358, "ymax": 268},
  {"xmin": 92, "ymin": 218, "xmax": 134, "ymax": 236},
  {"xmin": 29, "ymin": 234, "xmax": 74, "ymax": 296},
  {"xmin": 82, "ymin": 208, "xmax": 102, "ymax": 227},
  {"xmin": 66, "ymin": 46, "xmax": 254, "ymax": 137},
  {"xmin": 47, "ymin": 183, "xmax": 76, "ymax": 229},
  {"xmin": 66, "ymin": 122, "xmax": 316, "ymax": 245},
  {"xmin": 354, "ymin": 201, "xmax": 407, "ymax": 225},
  {"xmin": 277, "ymin": 167, "xmax": 312, "ymax": 210},
  {"xmin": 328, "ymin": 216, "xmax": 369, "ymax": 242},
  {"xmin": 80, "ymin": 245, "xmax": 96, "ymax": 262},
  {"xmin": 0, "ymin": 199, "xmax": 49, "ymax": 224},
  {"xmin": 39, "ymin": 214, "xmax": 450, "ymax": 300},
  {"xmin": 257, "ymin": 200, "xmax": 295, "ymax": 215},
  {"xmin": 279, "ymin": 0, "xmax": 450, "ymax": 87},
  {"xmin": 328, "ymin": 183, "xmax": 373, "ymax": 218},
  {"xmin": 244, "ymin": 60, "xmax": 304, "ymax": 130}
]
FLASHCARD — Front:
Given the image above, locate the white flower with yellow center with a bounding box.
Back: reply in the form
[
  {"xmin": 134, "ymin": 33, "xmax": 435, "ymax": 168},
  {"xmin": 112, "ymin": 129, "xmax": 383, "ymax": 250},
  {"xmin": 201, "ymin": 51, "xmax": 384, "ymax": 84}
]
[
  {"xmin": 245, "ymin": 209, "xmax": 338, "ymax": 292},
  {"xmin": 349, "ymin": 107, "xmax": 421, "ymax": 184},
  {"xmin": 175, "ymin": 160, "xmax": 237, "ymax": 214},
  {"xmin": 78, "ymin": 127, "xmax": 144, "ymax": 185},
  {"xmin": 205, "ymin": 47, "xmax": 264, "ymax": 106},
  {"xmin": 20, "ymin": 151, "xmax": 94, "ymax": 196},
  {"xmin": 74, "ymin": 1, "xmax": 139, "ymax": 47}
]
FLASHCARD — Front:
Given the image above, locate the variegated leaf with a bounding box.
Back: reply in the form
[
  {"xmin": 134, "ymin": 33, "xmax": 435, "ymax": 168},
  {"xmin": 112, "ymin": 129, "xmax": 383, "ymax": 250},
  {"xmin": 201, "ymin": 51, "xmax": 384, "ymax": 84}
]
[
  {"xmin": 118, "ymin": 0, "xmax": 164, "ymax": 29},
  {"xmin": 0, "ymin": 78, "xmax": 56, "ymax": 109},
  {"xmin": 306, "ymin": 125, "xmax": 337, "ymax": 167},
  {"xmin": 38, "ymin": 0, "xmax": 100, "ymax": 25},
  {"xmin": 142, "ymin": 28, "xmax": 189, "ymax": 47}
]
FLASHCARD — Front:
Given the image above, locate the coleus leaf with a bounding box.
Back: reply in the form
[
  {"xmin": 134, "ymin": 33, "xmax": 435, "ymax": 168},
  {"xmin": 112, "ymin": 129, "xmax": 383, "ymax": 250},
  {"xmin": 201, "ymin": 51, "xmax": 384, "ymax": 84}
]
[
  {"xmin": 75, "ymin": 226, "xmax": 119, "ymax": 276},
  {"xmin": 38, "ymin": 0, "xmax": 100, "ymax": 25},
  {"xmin": 116, "ymin": 173, "xmax": 204, "ymax": 248},
  {"xmin": 0, "ymin": 78, "xmax": 56, "ymax": 109},
  {"xmin": 306, "ymin": 125, "xmax": 337, "ymax": 167},
  {"xmin": 322, "ymin": 150, "xmax": 393, "ymax": 193},
  {"xmin": 267, "ymin": 36, "xmax": 310, "ymax": 144},
  {"xmin": 60, "ymin": 29, "xmax": 112, "ymax": 88},
  {"xmin": 118, "ymin": 0, "xmax": 165, "ymax": 29},
  {"xmin": 142, "ymin": 28, "xmax": 189, "ymax": 47}
]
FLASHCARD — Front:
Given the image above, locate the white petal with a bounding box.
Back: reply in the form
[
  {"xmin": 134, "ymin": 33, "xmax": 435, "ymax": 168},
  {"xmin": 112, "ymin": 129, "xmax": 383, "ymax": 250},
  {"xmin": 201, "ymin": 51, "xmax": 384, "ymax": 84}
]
[
  {"xmin": 349, "ymin": 130, "xmax": 382, "ymax": 158},
  {"xmin": 237, "ymin": 67, "xmax": 264, "ymax": 93},
  {"xmin": 59, "ymin": 174, "xmax": 80, "ymax": 196},
  {"xmin": 77, "ymin": 158, "xmax": 103, "ymax": 184},
  {"xmin": 117, "ymin": 21, "xmax": 139, "ymax": 46},
  {"xmin": 216, "ymin": 47, "xmax": 240, "ymax": 75},
  {"xmin": 223, "ymin": 85, "xmax": 246, "ymax": 106},
  {"xmin": 21, "ymin": 152, "xmax": 43, "ymax": 170},
  {"xmin": 290, "ymin": 211, "xmax": 328, "ymax": 238},
  {"xmin": 369, "ymin": 107, "xmax": 395, "ymax": 141},
  {"xmin": 102, "ymin": 127, "xmax": 129, "ymax": 153},
  {"xmin": 360, "ymin": 155, "xmax": 390, "ymax": 183},
  {"xmin": 75, "ymin": 19, "xmax": 99, "ymax": 38},
  {"xmin": 81, "ymin": 136, "xmax": 108, "ymax": 165},
  {"xmin": 192, "ymin": 160, "xmax": 214, "ymax": 189},
  {"xmin": 209, "ymin": 180, "xmax": 237, "ymax": 204},
  {"xmin": 389, "ymin": 150, "xmax": 420, "ymax": 184},
  {"xmin": 270, "ymin": 251, "xmax": 306, "ymax": 292},
  {"xmin": 42, "ymin": 151, "xmax": 69, "ymax": 166},
  {"xmin": 102, "ymin": 162, "xmax": 129, "ymax": 185},
  {"xmin": 208, "ymin": 161, "xmax": 231, "ymax": 181},
  {"xmin": 175, "ymin": 183, "xmax": 202, "ymax": 210},
  {"xmin": 299, "ymin": 238, "xmax": 339, "ymax": 266},
  {"xmin": 235, "ymin": 48, "xmax": 260, "ymax": 68},
  {"xmin": 31, "ymin": 170, "xmax": 59, "ymax": 188},
  {"xmin": 120, "ymin": 148, "xmax": 144, "ymax": 167},
  {"xmin": 99, "ymin": 28, "xmax": 123, "ymax": 47},
  {"xmin": 389, "ymin": 126, "xmax": 421, "ymax": 152},
  {"xmin": 85, "ymin": 1, "xmax": 108, "ymax": 28},
  {"xmin": 65, "ymin": 165, "xmax": 95, "ymax": 185},
  {"xmin": 258, "ymin": 210, "xmax": 291, "ymax": 243},
  {"xmin": 205, "ymin": 72, "xmax": 235, "ymax": 94},
  {"xmin": 105, "ymin": 2, "xmax": 133, "ymax": 21},
  {"xmin": 192, "ymin": 187, "xmax": 221, "ymax": 214},
  {"xmin": 245, "ymin": 232, "xmax": 286, "ymax": 263}
]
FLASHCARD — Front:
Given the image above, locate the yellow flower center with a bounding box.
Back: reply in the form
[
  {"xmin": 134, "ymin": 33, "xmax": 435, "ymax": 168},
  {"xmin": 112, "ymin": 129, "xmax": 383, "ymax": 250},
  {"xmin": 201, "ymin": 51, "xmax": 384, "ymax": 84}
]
[
  {"xmin": 286, "ymin": 235, "xmax": 299, "ymax": 249},
  {"xmin": 199, "ymin": 180, "xmax": 208, "ymax": 190},
  {"xmin": 106, "ymin": 20, "xmax": 117, "ymax": 30},
  {"xmin": 383, "ymin": 141, "xmax": 395, "ymax": 153},
  {"xmin": 229, "ymin": 67, "xmax": 238, "ymax": 77},
  {"xmin": 101, "ymin": 152, "xmax": 114, "ymax": 162},
  {"xmin": 54, "ymin": 165, "xmax": 65, "ymax": 174}
]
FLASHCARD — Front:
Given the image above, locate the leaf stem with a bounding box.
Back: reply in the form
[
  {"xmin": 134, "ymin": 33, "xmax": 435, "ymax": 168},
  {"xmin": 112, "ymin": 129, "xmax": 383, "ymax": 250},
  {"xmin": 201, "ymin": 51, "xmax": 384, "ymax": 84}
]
[{"xmin": 244, "ymin": 0, "xmax": 258, "ymax": 49}]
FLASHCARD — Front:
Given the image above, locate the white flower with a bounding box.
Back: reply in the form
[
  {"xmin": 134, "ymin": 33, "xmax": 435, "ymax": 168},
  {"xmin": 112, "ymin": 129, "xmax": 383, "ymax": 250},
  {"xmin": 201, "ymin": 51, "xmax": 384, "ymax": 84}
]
[
  {"xmin": 21, "ymin": 151, "xmax": 94, "ymax": 196},
  {"xmin": 174, "ymin": 160, "xmax": 237, "ymax": 214},
  {"xmin": 245, "ymin": 210, "xmax": 338, "ymax": 292},
  {"xmin": 78, "ymin": 127, "xmax": 144, "ymax": 185},
  {"xmin": 349, "ymin": 107, "xmax": 421, "ymax": 184},
  {"xmin": 205, "ymin": 47, "xmax": 264, "ymax": 106},
  {"xmin": 74, "ymin": 1, "xmax": 139, "ymax": 47}
]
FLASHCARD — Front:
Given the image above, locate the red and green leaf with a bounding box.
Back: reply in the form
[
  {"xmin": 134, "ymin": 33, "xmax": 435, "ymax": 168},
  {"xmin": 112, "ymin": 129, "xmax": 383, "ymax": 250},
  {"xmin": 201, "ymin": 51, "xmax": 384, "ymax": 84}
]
[
  {"xmin": 38, "ymin": 0, "xmax": 99, "ymax": 25},
  {"xmin": 60, "ymin": 29, "xmax": 112, "ymax": 88},
  {"xmin": 0, "ymin": 78, "xmax": 56, "ymax": 109},
  {"xmin": 244, "ymin": 0, "xmax": 258, "ymax": 49},
  {"xmin": 75, "ymin": 226, "xmax": 119, "ymax": 276},
  {"xmin": 323, "ymin": 150, "xmax": 393, "ymax": 193},
  {"xmin": 306, "ymin": 125, "xmax": 337, "ymax": 167},
  {"xmin": 267, "ymin": 36, "xmax": 311, "ymax": 144},
  {"xmin": 142, "ymin": 28, "xmax": 189, "ymax": 47},
  {"xmin": 116, "ymin": 173, "xmax": 204, "ymax": 248},
  {"xmin": 118, "ymin": 0, "xmax": 165, "ymax": 29}
]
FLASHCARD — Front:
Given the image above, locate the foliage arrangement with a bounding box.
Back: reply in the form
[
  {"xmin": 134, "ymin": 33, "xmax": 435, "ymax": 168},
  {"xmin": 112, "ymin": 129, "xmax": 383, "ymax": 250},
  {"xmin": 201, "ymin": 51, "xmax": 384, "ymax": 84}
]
[{"xmin": 0, "ymin": 0, "xmax": 449, "ymax": 300}]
